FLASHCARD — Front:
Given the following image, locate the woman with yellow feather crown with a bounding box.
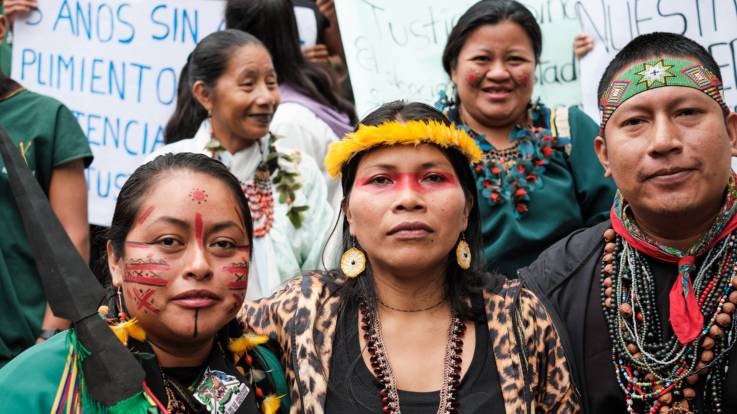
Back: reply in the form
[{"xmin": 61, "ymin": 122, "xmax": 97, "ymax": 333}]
[{"xmin": 243, "ymin": 101, "xmax": 579, "ymax": 413}]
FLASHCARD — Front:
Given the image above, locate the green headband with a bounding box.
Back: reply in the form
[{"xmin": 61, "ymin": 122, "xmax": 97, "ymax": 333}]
[{"xmin": 599, "ymin": 57, "xmax": 729, "ymax": 133}]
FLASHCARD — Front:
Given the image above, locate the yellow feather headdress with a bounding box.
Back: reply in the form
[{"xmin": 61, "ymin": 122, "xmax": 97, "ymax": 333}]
[{"xmin": 324, "ymin": 120, "xmax": 483, "ymax": 178}]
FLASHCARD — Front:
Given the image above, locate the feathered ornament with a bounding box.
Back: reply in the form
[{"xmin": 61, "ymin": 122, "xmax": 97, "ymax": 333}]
[
  {"xmin": 228, "ymin": 333, "xmax": 269, "ymax": 356},
  {"xmin": 260, "ymin": 394, "xmax": 283, "ymax": 414},
  {"xmin": 324, "ymin": 119, "xmax": 482, "ymax": 178},
  {"xmin": 110, "ymin": 318, "xmax": 146, "ymax": 345}
]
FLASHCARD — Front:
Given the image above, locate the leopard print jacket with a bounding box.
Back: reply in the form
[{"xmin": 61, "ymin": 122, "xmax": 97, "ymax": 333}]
[{"xmin": 242, "ymin": 273, "xmax": 580, "ymax": 414}]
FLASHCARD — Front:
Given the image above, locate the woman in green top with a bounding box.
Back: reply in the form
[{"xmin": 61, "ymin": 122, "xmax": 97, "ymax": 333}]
[
  {"xmin": 0, "ymin": 153, "xmax": 287, "ymax": 414},
  {"xmin": 437, "ymin": 0, "xmax": 616, "ymax": 276}
]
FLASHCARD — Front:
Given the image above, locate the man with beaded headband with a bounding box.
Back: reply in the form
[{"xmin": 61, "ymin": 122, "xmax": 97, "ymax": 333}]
[{"xmin": 522, "ymin": 32, "xmax": 737, "ymax": 414}]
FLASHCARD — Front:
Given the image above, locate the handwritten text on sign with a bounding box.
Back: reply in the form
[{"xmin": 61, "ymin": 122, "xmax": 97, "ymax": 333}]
[
  {"xmin": 577, "ymin": 0, "xmax": 737, "ymax": 121},
  {"xmin": 335, "ymin": 0, "xmax": 583, "ymax": 118},
  {"xmin": 12, "ymin": 0, "xmax": 224, "ymax": 226}
]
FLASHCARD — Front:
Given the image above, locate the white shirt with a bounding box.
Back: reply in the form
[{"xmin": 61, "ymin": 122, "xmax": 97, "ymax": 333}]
[{"xmin": 271, "ymin": 102, "xmax": 343, "ymax": 209}]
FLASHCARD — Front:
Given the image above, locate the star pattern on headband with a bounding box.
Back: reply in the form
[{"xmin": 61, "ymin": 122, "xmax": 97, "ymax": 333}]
[{"xmin": 636, "ymin": 59, "xmax": 675, "ymax": 88}]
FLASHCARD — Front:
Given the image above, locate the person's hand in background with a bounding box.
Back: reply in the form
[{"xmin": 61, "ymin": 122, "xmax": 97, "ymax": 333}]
[
  {"xmin": 302, "ymin": 43, "xmax": 330, "ymax": 65},
  {"xmin": 574, "ymin": 33, "xmax": 594, "ymax": 59},
  {"xmin": 3, "ymin": 0, "xmax": 37, "ymax": 27},
  {"xmin": 316, "ymin": 0, "xmax": 335, "ymax": 21}
]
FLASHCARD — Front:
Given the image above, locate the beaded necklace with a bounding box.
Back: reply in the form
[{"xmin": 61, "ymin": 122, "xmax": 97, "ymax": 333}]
[
  {"xmin": 435, "ymin": 92, "xmax": 570, "ymax": 217},
  {"xmin": 600, "ymin": 228, "xmax": 737, "ymax": 413},
  {"xmin": 207, "ymin": 130, "xmax": 308, "ymax": 238},
  {"xmin": 358, "ymin": 299, "xmax": 465, "ymax": 414}
]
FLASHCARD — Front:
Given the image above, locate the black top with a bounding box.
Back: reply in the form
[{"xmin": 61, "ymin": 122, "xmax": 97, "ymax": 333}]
[
  {"xmin": 521, "ymin": 220, "xmax": 737, "ymax": 414},
  {"xmin": 325, "ymin": 300, "xmax": 505, "ymax": 413}
]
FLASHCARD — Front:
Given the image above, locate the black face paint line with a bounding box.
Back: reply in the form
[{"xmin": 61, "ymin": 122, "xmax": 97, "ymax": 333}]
[{"xmin": 193, "ymin": 309, "xmax": 199, "ymax": 338}]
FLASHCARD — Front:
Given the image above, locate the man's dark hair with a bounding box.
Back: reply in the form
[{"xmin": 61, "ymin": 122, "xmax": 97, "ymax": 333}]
[{"xmin": 597, "ymin": 32, "xmax": 722, "ymax": 100}]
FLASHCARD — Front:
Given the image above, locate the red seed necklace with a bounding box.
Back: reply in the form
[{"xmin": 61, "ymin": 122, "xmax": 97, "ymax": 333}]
[{"xmin": 359, "ymin": 299, "xmax": 465, "ymax": 413}]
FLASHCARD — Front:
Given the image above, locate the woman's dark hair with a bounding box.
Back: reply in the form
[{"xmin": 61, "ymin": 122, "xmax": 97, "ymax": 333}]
[
  {"xmin": 225, "ymin": 0, "xmax": 357, "ymax": 124},
  {"xmin": 442, "ymin": 0, "xmax": 542, "ymax": 77},
  {"xmin": 107, "ymin": 153, "xmax": 253, "ymax": 259},
  {"xmin": 164, "ymin": 29, "xmax": 265, "ymax": 143},
  {"xmin": 597, "ymin": 32, "xmax": 723, "ymax": 101},
  {"xmin": 334, "ymin": 101, "xmax": 495, "ymax": 322}
]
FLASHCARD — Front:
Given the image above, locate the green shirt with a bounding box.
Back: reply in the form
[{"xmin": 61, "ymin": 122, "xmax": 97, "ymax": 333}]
[
  {"xmin": 0, "ymin": 88, "xmax": 92, "ymax": 366},
  {"xmin": 454, "ymin": 104, "xmax": 616, "ymax": 276}
]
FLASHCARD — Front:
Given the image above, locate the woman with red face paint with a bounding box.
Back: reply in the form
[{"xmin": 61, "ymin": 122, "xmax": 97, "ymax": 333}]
[
  {"xmin": 155, "ymin": 30, "xmax": 334, "ymax": 301},
  {"xmin": 0, "ymin": 153, "xmax": 289, "ymax": 413},
  {"xmin": 436, "ymin": 0, "xmax": 616, "ymax": 277},
  {"xmin": 242, "ymin": 101, "xmax": 579, "ymax": 413}
]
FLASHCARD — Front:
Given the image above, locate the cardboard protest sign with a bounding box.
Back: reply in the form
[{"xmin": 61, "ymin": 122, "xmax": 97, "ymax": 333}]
[
  {"xmin": 577, "ymin": 0, "xmax": 737, "ymax": 121},
  {"xmin": 335, "ymin": 0, "xmax": 583, "ymax": 117},
  {"xmin": 12, "ymin": 0, "xmax": 224, "ymax": 225}
]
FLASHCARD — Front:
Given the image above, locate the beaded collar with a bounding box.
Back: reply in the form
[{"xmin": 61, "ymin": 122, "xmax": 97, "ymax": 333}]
[
  {"xmin": 436, "ymin": 92, "xmax": 570, "ymax": 218},
  {"xmin": 600, "ymin": 228, "xmax": 737, "ymax": 414}
]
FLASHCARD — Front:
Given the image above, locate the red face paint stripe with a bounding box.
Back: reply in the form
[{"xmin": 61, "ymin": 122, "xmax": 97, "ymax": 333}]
[
  {"xmin": 126, "ymin": 242, "xmax": 151, "ymax": 249},
  {"xmin": 195, "ymin": 213, "xmax": 204, "ymax": 246},
  {"xmin": 136, "ymin": 207, "xmax": 155, "ymax": 226},
  {"xmin": 124, "ymin": 273, "xmax": 168, "ymax": 286},
  {"xmin": 356, "ymin": 172, "xmax": 460, "ymax": 193},
  {"xmin": 223, "ymin": 263, "xmax": 249, "ymax": 274},
  {"xmin": 227, "ymin": 280, "xmax": 248, "ymax": 290},
  {"xmin": 125, "ymin": 263, "xmax": 170, "ymax": 271},
  {"xmin": 130, "ymin": 288, "xmax": 159, "ymax": 314}
]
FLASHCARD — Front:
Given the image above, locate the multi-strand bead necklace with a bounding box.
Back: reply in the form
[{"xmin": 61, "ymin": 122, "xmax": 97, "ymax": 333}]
[
  {"xmin": 243, "ymin": 163, "xmax": 274, "ymax": 238},
  {"xmin": 600, "ymin": 229, "xmax": 737, "ymax": 414},
  {"xmin": 358, "ymin": 300, "xmax": 466, "ymax": 414},
  {"xmin": 208, "ymin": 130, "xmax": 308, "ymax": 238}
]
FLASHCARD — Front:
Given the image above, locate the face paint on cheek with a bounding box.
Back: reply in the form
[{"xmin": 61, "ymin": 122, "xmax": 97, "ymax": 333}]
[
  {"xmin": 195, "ymin": 213, "xmax": 204, "ymax": 246},
  {"xmin": 515, "ymin": 73, "xmax": 531, "ymax": 88},
  {"xmin": 230, "ymin": 293, "xmax": 246, "ymax": 314},
  {"xmin": 126, "ymin": 241, "xmax": 151, "ymax": 250},
  {"xmin": 356, "ymin": 172, "xmax": 461, "ymax": 194},
  {"xmin": 465, "ymin": 70, "xmax": 484, "ymax": 88},
  {"xmin": 128, "ymin": 287, "xmax": 160, "ymax": 314},
  {"xmin": 189, "ymin": 188, "xmax": 209, "ymax": 204},
  {"xmin": 136, "ymin": 206, "xmax": 155, "ymax": 226},
  {"xmin": 124, "ymin": 258, "xmax": 170, "ymax": 286},
  {"xmin": 224, "ymin": 259, "xmax": 249, "ymax": 290}
]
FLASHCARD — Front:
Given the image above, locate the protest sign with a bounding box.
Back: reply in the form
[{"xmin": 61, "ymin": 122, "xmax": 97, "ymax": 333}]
[
  {"xmin": 11, "ymin": 0, "xmax": 224, "ymax": 226},
  {"xmin": 335, "ymin": 0, "xmax": 583, "ymax": 118},
  {"xmin": 577, "ymin": 0, "xmax": 737, "ymax": 121}
]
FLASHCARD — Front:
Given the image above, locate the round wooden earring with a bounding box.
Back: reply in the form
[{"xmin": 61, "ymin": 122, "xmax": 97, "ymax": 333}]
[
  {"xmin": 456, "ymin": 239, "xmax": 472, "ymax": 270},
  {"xmin": 341, "ymin": 247, "xmax": 366, "ymax": 278}
]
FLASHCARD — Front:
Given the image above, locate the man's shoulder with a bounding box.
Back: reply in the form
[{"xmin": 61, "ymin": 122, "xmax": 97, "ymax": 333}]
[{"xmin": 520, "ymin": 220, "xmax": 610, "ymax": 294}]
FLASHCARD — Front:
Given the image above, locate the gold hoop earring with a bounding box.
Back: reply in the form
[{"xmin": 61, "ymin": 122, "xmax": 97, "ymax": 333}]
[
  {"xmin": 456, "ymin": 233, "xmax": 472, "ymax": 270},
  {"xmin": 341, "ymin": 238, "xmax": 366, "ymax": 278}
]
